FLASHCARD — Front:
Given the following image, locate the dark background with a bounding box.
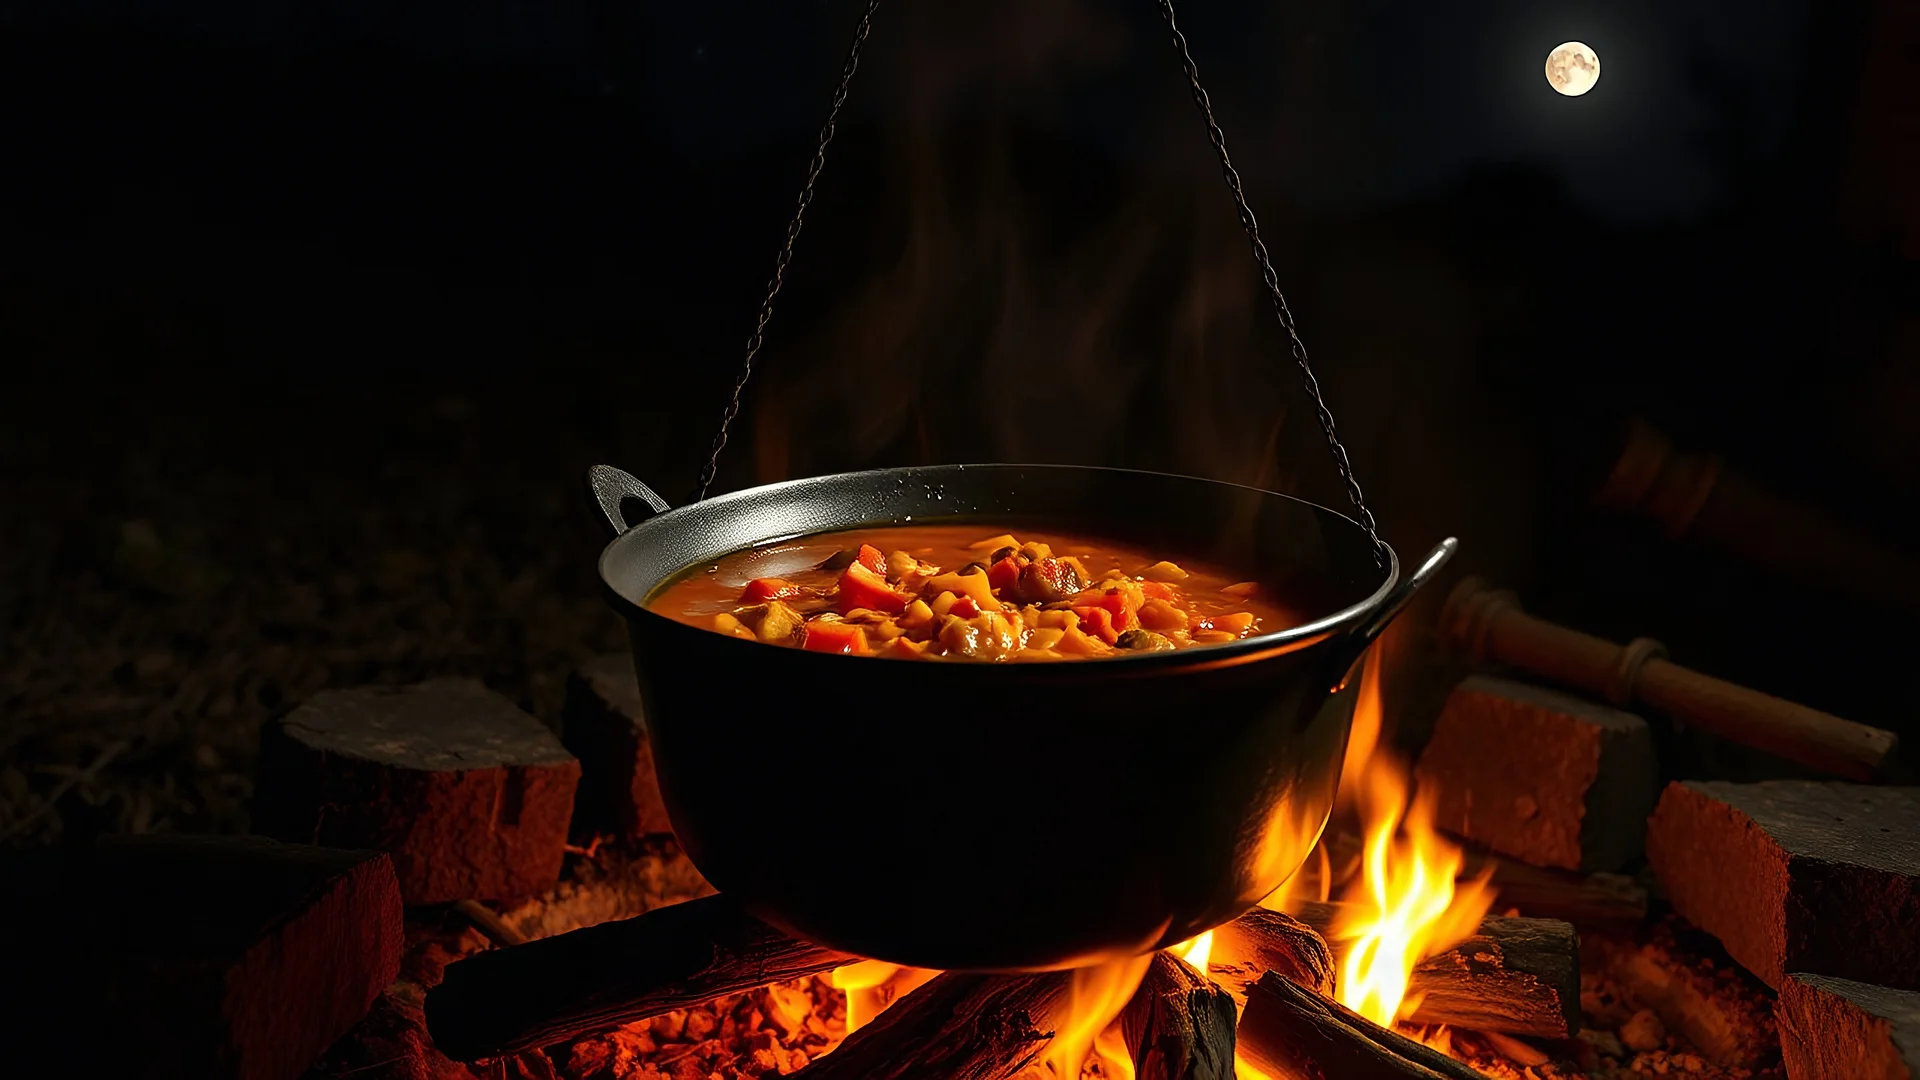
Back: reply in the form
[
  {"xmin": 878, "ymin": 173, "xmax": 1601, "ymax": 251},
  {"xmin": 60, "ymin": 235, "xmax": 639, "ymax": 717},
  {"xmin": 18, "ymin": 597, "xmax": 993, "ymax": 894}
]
[{"xmin": 2, "ymin": 0, "xmax": 1916, "ymax": 844}]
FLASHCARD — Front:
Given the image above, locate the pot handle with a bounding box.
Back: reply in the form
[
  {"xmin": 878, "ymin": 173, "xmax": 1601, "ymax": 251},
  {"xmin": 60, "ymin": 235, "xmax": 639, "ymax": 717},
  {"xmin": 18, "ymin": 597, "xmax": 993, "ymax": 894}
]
[
  {"xmin": 587, "ymin": 465, "xmax": 673, "ymax": 537},
  {"xmin": 1344, "ymin": 534, "xmax": 1459, "ymax": 661},
  {"xmin": 1321, "ymin": 537, "xmax": 1456, "ymax": 692},
  {"xmin": 1354, "ymin": 537, "xmax": 1459, "ymax": 648}
]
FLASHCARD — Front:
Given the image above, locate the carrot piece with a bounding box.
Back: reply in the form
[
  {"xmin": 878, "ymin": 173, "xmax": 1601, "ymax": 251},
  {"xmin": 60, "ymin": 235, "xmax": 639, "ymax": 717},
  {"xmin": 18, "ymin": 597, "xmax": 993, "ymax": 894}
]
[
  {"xmin": 1091, "ymin": 588, "xmax": 1137, "ymax": 632},
  {"xmin": 837, "ymin": 563, "xmax": 910, "ymax": 615},
  {"xmin": 1073, "ymin": 606, "xmax": 1122, "ymax": 645},
  {"xmin": 987, "ymin": 557, "xmax": 1022, "ymax": 593},
  {"xmin": 883, "ymin": 636, "xmax": 929, "ymax": 659},
  {"xmin": 1212, "ymin": 611, "xmax": 1256, "ymax": 635},
  {"xmin": 855, "ymin": 544, "xmax": 887, "ymax": 576},
  {"xmin": 801, "ymin": 621, "xmax": 871, "ymax": 655},
  {"xmin": 1139, "ymin": 580, "xmax": 1177, "ymax": 601},
  {"xmin": 741, "ymin": 577, "xmax": 805, "ymax": 603},
  {"xmin": 951, "ymin": 596, "xmax": 981, "ymax": 619}
]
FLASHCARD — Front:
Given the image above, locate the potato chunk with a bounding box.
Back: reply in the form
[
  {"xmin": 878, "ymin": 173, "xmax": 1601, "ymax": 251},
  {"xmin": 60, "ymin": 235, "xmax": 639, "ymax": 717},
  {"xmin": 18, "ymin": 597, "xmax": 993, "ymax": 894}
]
[{"xmin": 736, "ymin": 600, "xmax": 806, "ymax": 644}]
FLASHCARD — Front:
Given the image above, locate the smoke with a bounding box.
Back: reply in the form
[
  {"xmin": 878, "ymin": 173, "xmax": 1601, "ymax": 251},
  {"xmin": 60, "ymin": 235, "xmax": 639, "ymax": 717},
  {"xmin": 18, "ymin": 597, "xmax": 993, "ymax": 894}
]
[{"xmin": 739, "ymin": 0, "xmax": 1553, "ymax": 676}]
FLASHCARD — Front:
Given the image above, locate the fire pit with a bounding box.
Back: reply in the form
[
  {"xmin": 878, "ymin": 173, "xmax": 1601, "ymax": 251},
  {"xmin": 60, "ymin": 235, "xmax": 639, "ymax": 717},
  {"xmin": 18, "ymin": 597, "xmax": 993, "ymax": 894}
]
[{"xmin": 401, "ymin": 635, "xmax": 1816, "ymax": 1080}]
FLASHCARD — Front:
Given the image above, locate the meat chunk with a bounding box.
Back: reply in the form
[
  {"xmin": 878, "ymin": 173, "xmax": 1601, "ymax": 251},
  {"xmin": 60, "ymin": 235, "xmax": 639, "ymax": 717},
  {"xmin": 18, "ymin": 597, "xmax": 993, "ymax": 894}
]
[{"xmin": 1011, "ymin": 558, "xmax": 1084, "ymax": 605}]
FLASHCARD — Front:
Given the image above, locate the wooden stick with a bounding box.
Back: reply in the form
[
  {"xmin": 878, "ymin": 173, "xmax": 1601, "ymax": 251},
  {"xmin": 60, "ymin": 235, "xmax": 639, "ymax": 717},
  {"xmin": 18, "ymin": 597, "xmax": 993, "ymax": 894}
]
[
  {"xmin": 1209, "ymin": 907, "xmax": 1338, "ymax": 1008},
  {"xmin": 1118, "ymin": 953, "xmax": 1238, "ymax": 1080},
  {"xmin": 453, "ymin": 899, "xmax": 529, "ymax": 948},
  {"xmin": 1593, "ymin": 418, "xmax": 1920, "ymax": 616},
  {"xmin": 1237, "ymin": 971, "xmax": 1489, "ymax": 1080},
  {"xmin": 788, "ymin": 970, "xmax": 1066, "ymax": 1080},
  {"xmin": 424, "ymin": 893, "xmax": 857, "ymax": 1061},
  {"xmin": 1441, "ymin": 576, "xmax": 1899, "ymax": 781},
  {"xmin": 1288, "ymin": 901, "xmax": 1579, "ymax": 1038}
]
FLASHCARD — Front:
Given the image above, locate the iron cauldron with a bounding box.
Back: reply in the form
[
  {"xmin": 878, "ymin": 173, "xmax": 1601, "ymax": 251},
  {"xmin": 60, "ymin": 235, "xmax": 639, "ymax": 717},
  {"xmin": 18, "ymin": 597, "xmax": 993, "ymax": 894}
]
[{"xmin": 590, "ymin": 462, "xmax": 1455, "ymax": 972}]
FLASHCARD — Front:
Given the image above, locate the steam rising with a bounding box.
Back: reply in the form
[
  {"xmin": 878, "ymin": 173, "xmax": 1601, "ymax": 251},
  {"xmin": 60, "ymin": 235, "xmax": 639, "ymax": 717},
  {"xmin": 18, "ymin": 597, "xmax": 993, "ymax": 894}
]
[{"xmin": 742, "ymin": 0, "xmax": 1549, "ymax": 734}]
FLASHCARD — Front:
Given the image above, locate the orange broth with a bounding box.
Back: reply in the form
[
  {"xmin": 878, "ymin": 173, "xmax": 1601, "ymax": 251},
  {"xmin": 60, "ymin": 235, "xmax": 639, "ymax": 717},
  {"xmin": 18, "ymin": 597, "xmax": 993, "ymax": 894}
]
[{"xmin": 648, "ymin": 524, "xmax": 1293, "ymax": 661}]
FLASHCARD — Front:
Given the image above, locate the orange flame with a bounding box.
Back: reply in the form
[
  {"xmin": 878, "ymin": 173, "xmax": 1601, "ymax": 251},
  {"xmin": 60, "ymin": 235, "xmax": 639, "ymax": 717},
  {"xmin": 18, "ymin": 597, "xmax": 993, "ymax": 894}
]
[
  {"xmin": 820, "ymin": 645, "xmax": 1491, "ymax": 1072},
  {"xmin": 1042, "ymin": 952, "xmax": 1153, "ymax": 1077},
  {"xmin": 1323, "ymin": 650, "xmax": 1496, "ymax": 1029},
  {"xmin": 1173, "ymin": 930, "xmax": 1214, "ymax": 972},
  {"xmin": 828, "ymin": 960, "xmax": 938, "ymax": 1034},
  {"xmin": 1336, "ymin": 647, "xmax": 1384, "ymax": 813}
]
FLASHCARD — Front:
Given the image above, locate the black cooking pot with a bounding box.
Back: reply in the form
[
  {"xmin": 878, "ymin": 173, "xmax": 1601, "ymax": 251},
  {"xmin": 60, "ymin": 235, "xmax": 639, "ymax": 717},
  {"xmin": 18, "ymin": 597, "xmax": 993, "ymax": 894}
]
[{"xmin": 589, "ymin": 462, "xmax": 1454, "ymax": 972}]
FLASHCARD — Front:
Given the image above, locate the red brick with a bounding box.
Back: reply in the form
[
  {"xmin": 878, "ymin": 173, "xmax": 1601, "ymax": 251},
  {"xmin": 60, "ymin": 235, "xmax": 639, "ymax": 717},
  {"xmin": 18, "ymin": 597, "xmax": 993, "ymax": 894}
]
[
  {"xmin": 1416, "ymin": 676, "xmax": 1658, "ymax": 872},
  {"xmin": 562, "ymin": 654, "xmax": 672, "ymax": 839},
  {"xmin": 0, "ymin": 834, "xmax": 403, "ymax": 1080},
  {"xmin": 1777, "ymin": 974, "xmax": 1920, "ymax": 1080},
  {"xmin": 255, "ymin": 678, "xmax": 580, "ymax": 903},
  {"xmin": 1646, "ymin": 780, "xmax": 1920, "ymax": 990}
]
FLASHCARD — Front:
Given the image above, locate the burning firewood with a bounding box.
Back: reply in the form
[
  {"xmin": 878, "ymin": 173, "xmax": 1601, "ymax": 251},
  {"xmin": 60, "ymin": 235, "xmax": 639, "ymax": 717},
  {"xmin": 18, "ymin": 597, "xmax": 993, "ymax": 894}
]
[
  {"xmin": 1309, "ymin": 828, "xmax": 1648, "ymax": 930},
  {"xmin": 1287, "ymin": 901, "xmax": 1579, "ymax": 1039},
  {"xmin": 1457, "ymin": 846, "xmax": 1648, "ymax": 929},
  {"xmin": 1209, "ymin": 907, "xmax": 1339, "ymax": 1005},
  {"xmin": 1237, "ymin": 970, "xmax": 1490, "ymax": 1080},
  {"xmin": 426, "ymin": 893, "xmax": 858, "ymax": 1061},
  {"xmin": 782, "ymin": 970, "xmax": 1068, "ymax": 1080},
  {"xmin": 1118, "ymin": 952, "xmax": 1238, "ymax": 1080},
  {"xmin": 428, "ymin": 896, "xmax": 1338, "ymax": 1061}
]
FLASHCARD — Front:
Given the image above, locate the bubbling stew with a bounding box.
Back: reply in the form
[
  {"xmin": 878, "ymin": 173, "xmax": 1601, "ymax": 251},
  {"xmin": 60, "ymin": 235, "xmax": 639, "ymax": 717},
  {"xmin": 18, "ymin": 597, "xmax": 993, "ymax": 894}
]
[{"xmin": 648, "ymin": 525, "xmax": 1293, "ymax": 661}]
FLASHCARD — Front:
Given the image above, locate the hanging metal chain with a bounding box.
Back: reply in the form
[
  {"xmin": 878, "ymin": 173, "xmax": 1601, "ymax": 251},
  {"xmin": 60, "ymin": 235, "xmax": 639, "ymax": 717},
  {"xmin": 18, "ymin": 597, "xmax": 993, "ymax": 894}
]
[
  {"xmin": 1154, "ymin": 0, "xmax": 1386, "ymax": 563},
  {"xmin": 691, "ymin": 0, "xmax": 884, "ymax": 504},
  {"xmin": 693, "ymin": 0, "xmax": 1388, "ymax": 566}
]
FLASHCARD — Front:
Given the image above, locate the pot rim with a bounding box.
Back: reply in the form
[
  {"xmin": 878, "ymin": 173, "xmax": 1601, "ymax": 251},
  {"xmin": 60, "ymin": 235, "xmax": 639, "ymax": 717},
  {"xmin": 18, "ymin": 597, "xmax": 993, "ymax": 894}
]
[{"xmin": 597, "ymin": 462, "xmax": 1400, "ymax": 673}]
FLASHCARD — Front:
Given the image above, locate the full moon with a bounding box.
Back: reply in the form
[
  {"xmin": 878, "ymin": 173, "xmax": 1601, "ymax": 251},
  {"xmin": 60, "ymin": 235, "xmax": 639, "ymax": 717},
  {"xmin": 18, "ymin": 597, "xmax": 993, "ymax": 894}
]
[{"xmin": 1545, "ymin": 41, "xmax": 1600, "ymax": 96}]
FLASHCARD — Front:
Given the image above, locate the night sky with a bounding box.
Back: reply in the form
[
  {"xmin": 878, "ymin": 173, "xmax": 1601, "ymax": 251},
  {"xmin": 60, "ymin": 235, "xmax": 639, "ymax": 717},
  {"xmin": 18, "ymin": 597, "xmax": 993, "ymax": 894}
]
[
  {"xmin": 2, "ymin": 1, "xmax": 1911, "ymax": 739},
  {"xmin": 7, "ymin": 0, "xmax": 1835, "ymax": 221}
]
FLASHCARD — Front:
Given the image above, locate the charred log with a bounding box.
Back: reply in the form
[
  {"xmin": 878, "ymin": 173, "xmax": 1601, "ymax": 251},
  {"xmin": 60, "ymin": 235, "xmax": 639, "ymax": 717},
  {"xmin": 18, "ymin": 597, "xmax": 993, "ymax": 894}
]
[
  {"xmin": 1237, "ymin": 971, "xmax": 1488, "ymax": 1080},
  {"xmin": 425, "ymin": 893, "xmax": 857, "ymax": 1061},
  {"xmin": 1289, "ymin": 901, "xmax": 1579, "ymax": 1038},
  {"xmin": 1208, "ymin": 906, "xmax": 1338, "ymax": 1006},
  {"xmin": 1118, "ymin": 953, "xmax": 1238, "ymax": 1080},
  {"xmin": 787, "ymin": 970, "xmax": 1066, "ymax": 1080},
  {"xmin": 429, "ymin": 895, "xmax": 1339, "ymax": 1060}
]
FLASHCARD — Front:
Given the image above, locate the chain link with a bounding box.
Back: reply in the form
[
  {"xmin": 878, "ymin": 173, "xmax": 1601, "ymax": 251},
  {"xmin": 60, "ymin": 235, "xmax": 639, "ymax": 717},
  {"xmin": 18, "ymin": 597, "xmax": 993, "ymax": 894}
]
[
  {"xmin": 693, "ymin": 0, "xmax": 1388, "ymax": 569},
  {"xmin": 691, "ymin": 0, "xmax": 884, "ymax": 504},
  {"xmin": 1154, "ymin": 0, "xmax": 1386, "ymax": 564}
]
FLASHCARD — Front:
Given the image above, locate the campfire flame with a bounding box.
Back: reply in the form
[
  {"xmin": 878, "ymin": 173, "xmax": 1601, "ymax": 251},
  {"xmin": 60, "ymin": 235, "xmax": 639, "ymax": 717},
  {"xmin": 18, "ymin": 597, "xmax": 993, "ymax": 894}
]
[
  {"xmin": 1324, "ymin": 651, "xmax": 1495, "ymax": 1029},
  {"xmin": 1173, "ymin": 929, "xmax": 1213, "ymax": 972},
  {"xmin": 1042, "ymin": 952, "xmax": 1154, "ymax": 1078},
  {"xmin": 823, "ymin": 647, "xmax": 1492, "ymax": 1071},
  {"xmin": 829, "ymin": 959, "xmax": 937, "ymax": 1034}
]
